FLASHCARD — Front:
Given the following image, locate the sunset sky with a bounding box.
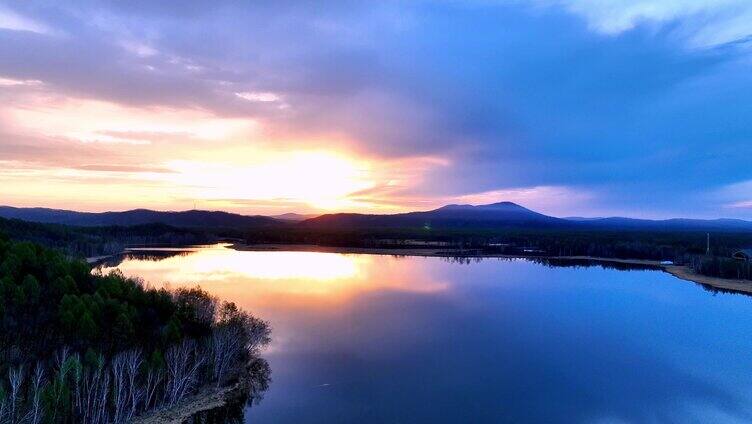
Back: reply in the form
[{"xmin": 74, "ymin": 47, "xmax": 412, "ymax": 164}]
[{"xmin": 1, "ymin": 1, "xmax": 752, "ymax": 218}]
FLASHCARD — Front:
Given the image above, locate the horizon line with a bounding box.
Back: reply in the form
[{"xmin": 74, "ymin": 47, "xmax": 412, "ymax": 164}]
[{"xmin": 1, "ymin": 202, "xmax": 751, "ymax": 223}]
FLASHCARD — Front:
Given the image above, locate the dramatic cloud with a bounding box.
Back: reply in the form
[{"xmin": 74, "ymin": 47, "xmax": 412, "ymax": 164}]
[
  {"xmin": 537, "ymin": 0, "xmax": 752, "ymax": 47},
  {"xmin": 0, "ymin": 5, "xmax": 53, "ymax": 34},
  {"xmin": 0, "ymin": 1, "xmax": 751, "ymax": 217}
]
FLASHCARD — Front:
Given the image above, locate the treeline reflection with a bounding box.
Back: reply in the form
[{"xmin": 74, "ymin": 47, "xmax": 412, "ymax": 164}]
[
  {"xmin": 185, "ymin": 357, "xmax": 271, "ymax": 424},
  {"xmin": 438, "ymin": 255, "xmax": 660, "ymax": 271},
  {"xmin": 96, "ymin": 250, "xmax": 193, "ymax": 267}
]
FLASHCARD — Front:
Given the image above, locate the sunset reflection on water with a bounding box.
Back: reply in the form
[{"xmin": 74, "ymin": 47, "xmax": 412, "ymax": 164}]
[{"xmin": 98, "ymin": 244, "xmax": 448, "ymax": 312}]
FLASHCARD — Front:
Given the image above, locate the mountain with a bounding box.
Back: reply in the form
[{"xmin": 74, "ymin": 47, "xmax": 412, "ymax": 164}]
[
  {"xmin": 4, "ymin": 203, "xmax": 752, "ymax": 232},
  {"xmin": 0, "ymin": 206, "xmax": 282, "ymax": 229},
  {"xmin": 302, "ymin": 201, "xmax": 752, "ymax": 232},
  {"xmin": 564, "ymin": 216, "xmax": 605, "ymax": 221},
  {"xmin": 301, "ymin": 201, "xmax": 568, "ymax": 229},
  {"xmin": 270, "ymin": 213, "xmax": 319, "ymax": 222}
]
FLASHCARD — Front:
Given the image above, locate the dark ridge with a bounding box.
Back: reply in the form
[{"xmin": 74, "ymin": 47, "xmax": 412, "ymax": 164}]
[
  {"xmin": 301, "ymin": 201, "xmax": 752, "ymax": 231},
  {"xmin": 0, "ymin": 206, "xmax": 284, "ymax": 229},
  {"xmin": 300, "ymin": 201, "xmax": 569, "ymax": 230},
  {"xmin": 4, "ymin": 202, "xmax": 752, "ymax": 232}
]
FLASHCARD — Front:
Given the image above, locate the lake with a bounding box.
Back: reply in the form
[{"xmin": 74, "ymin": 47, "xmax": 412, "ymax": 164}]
[{"xmin": 99, "ymin": 244, "xmax": 752, "ymax": 423}]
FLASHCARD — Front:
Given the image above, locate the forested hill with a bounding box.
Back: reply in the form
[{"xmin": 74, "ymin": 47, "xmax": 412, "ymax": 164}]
[
  {"xmin": 0, "ymin": 206, "xmax": 283, "ymax": 229},
  {"xmin": 0, "ymin": 216, "xmax": 214, "ymax": 257},
  {"xmin": 0, "ymin": 235, "xmax": 271, "ymax": 422},
  {"xmin": 301, "ymin": 202, "xmax": 568, "ymax": 229}
]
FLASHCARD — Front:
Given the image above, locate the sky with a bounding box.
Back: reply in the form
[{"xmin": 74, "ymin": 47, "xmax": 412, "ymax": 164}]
[{"xmin": 0, "ymin": 1, "xmax": 751, "ymax": 218}]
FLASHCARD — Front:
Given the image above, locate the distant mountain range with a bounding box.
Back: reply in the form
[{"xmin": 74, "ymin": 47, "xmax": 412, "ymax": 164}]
[
  {"xmin": 0, "ymin": 206, "xmax": 281, "ymax": 228},
  {"xmin": 270, "ymin": 213, "xmax": 320, "ymax": 222},
  {"xmin": 2, "ymin": 202, "xmax": 752, "ymax": 232},
  {"xmin": 303, "ymin": 202, "xmax": 752, "ymax": 231},
  {"xmin": 574, "ymin": 216, "xmax": 752, "ymax": 231}
]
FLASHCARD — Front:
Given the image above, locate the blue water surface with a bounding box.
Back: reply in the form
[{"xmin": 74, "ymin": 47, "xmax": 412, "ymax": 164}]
[{"xmin": 104, "ymin": 247, "xmax": 752, "ymax": 423}]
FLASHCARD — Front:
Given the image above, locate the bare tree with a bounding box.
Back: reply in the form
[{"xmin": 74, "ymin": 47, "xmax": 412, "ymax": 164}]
[
  {"xmin": 111, "ymin": 352, "xmax": 128, "ymax": 424},
  {"xmin": 143, "ymin": 366, "xmax": 163, "ymax": 411},
  {"xmin": 76, "ymin": 354, "xmax": 111, "ymax": 424},
  {"xmin": 125, "ymin": 350, "xmax": 144, "ymax": 420},
  {"xmin": 51, "ymin": 348, "xmax": 75, "ymax": 424},
  {"xmin": 112, "ymin": 349, "xmax": 145, "ymax": 423},
  {"xmin": 0, "ymin": 397, "xmax": 7, "ymax": 424},
  {"xmin": 28, "ymin": 363, "xmax": 45, "ymax": 424},
  {"xmin": 210, "ymin": 326, "xmax": 244, "ymax": 387},
  {"xmin": 7, "ymin": 366, "xmax": 24, "ymax": 424},
  {"xmin": 244, "ymin": 316, "xmax": 272, "ymax": 355},
  {"xmin": 164, "ymin": 340, "xmax": 205, "ymax": 406},
  {"xmin": 97, "ymin": 371, "xmax": 111, "ymax": 424}
]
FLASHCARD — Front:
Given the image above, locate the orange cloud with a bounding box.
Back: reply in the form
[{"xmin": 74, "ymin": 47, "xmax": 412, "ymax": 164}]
[{"xmin": 0, "ymin": 91, "xmax": 454, "ymax": 213}]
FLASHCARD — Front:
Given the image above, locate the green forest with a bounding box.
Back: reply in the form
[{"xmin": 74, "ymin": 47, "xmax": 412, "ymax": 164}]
[{"xmin": 0, "ymin": 233, "xmax": 270, "ymax": 423}]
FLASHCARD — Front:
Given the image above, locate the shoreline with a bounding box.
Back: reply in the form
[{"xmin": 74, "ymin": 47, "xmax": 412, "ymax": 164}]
[
  {"xmin": 132, "ymin": 370, "xmax": 251, "ymax": 424},
  {"xmin": 85, "ymin": 253, "xmax": 119, "ymax": 265},
  {"xmin": 233, "ymin": 243, "xmax": 752, "ymax": 295},
  {"xmin": 132, "ymin": 385, "xmax": 232, "ymax": 424}
]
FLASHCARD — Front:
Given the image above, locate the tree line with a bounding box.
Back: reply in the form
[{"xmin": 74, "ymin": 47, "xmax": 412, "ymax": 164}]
[
  {"xmin": 6, "ymin": 214, "xmax": 752, "ymax": 282},
  {"xmin": 0, "ymin": 218, "xmax": 214, "ymax": 259},
  {"xmin": 241, "ymin": 226, "xmax": 752, "ymax": 280}
]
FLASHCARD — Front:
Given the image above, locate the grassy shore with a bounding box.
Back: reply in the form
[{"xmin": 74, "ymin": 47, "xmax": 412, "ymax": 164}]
[{"xmin": 233, "ymin": 243, "xmax": 752, "ymax": 295}]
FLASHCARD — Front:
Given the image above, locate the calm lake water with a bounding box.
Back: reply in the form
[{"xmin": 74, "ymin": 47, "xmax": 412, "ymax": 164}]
[{"xmin": 99, "ymin": 244, "xmax": 752, "ymax": 423}]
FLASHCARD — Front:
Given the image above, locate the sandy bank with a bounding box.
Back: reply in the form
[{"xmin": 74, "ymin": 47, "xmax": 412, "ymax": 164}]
[
  {"xmin": 661, "ymin": 265, "xmax": 752, "ymax": 295},
  {"xmin": 233, "ymin": 244, "xmax": 752, "ymax": 295}
]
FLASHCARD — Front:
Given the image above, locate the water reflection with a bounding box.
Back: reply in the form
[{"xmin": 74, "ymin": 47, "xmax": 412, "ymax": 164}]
[
  {"xmin": 100, "ymin": 244, "xmax": 752, "ymax": 423},
  {"xmin": 185, "ymin": 358, "xmax": 272, "ymax": 424},
  {"xmin": 99, "ymin": 245, "xmax": 447, "ymax": 312}
]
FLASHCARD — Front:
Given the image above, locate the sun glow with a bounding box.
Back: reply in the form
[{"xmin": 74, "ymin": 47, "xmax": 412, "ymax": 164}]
[
  {"xmin": 118, "ymin": 248, "xmax": 360, "ymax": 286},
  {"xmin": 164, "ymin": 151, "xmax": 376, "ymax": 210},
  {"xmin": 0, "ymin": 91, "xmax": 450, "ymax": 213}
]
